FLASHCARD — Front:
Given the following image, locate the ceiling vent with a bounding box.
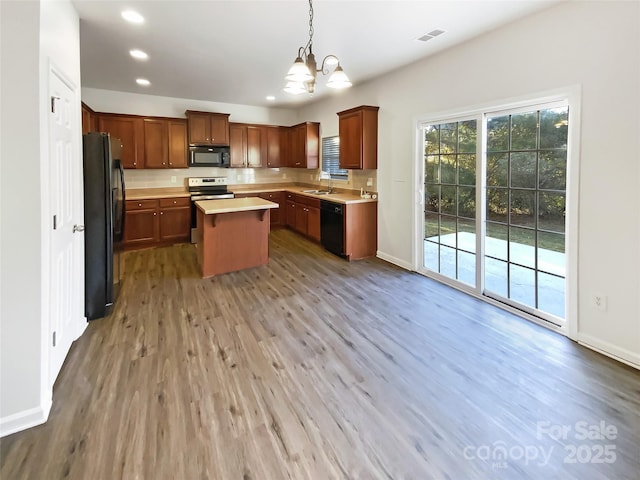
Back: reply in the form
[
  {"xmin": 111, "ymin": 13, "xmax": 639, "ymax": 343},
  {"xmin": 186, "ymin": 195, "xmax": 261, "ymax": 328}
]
[{"xmin": 417, "ymin": 28, "xmax": 446, "ymax": 42}]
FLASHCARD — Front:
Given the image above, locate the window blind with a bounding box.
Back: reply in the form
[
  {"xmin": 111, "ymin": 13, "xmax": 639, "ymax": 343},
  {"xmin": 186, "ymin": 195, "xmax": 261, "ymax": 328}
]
[{"xmin": 321, "ymin": 136, "xmax": 348, "ymax": 180}]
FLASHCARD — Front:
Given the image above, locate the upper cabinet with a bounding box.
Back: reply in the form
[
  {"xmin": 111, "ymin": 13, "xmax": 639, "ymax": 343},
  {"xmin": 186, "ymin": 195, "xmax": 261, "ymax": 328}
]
[
  {"xmin": 186, "ymin": 110, "xmax": 230, "ymax": 146},
  {"xmin": 230, "ymin": 123, "xmax": 285, "ymax": 168},
  {"xmin": 168, "ymin": 120, "xmax": 188, "ymax": 168},
  {"xmin": 338, "ymin": 105, "xmax": 379, "ymax": 170},
  {"xmin": 143, "ymin": 118, "xmax": 188, "ymax": 169},
  {"xmin": 287, "ymin": 122, "xmax": 319, "ymax": 169},
  {"xmin": 264, "ymin": 126, "xmax": 282, "ymax": 168},
  {"xmin": 98, "ymin": 114, "xmax": 145, "ymax": 169},
  {"xmin": 81, "ymin": 102, "xmax": 97, "ymax": 134}
]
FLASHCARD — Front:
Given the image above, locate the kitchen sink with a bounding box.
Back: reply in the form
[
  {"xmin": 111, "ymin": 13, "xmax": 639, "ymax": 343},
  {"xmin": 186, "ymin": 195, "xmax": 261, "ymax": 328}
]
[{"xmin": 302, "ymin": 189, "xmax": 331, "ymax": 195}]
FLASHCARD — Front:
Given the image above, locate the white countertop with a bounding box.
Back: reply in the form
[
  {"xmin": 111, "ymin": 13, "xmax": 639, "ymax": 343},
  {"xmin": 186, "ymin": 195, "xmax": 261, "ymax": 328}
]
[{"xmin": 196, "ymin": 197, "xmax": 279, "ymax": 215}]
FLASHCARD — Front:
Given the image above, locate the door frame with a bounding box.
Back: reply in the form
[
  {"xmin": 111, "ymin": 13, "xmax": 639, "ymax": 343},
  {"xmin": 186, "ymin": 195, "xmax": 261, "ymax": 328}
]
[
  {"xmin": 412, "ymin": 85, "xmax": 582, "ymax": 340},
  {"xmin": 41, "ymin": 61, "xmax": 86, "ymax": 407}
]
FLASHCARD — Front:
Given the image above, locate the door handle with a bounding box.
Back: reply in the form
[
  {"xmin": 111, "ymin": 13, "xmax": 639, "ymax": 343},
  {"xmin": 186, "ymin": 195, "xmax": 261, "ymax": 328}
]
[{"xmin": 73, "ymin": 224, "xmax": 85, "ymax": 233}]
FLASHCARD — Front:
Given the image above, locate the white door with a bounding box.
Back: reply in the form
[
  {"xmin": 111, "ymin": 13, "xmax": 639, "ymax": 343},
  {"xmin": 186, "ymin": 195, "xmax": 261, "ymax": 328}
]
[{"xmin": 48, "ymin": 68, "xmax": 85, "ymax": 388}]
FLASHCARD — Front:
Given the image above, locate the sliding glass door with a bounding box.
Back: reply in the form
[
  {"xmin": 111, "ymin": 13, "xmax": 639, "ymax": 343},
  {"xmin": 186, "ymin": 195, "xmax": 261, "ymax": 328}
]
[
  {"xmin": 420, "ymin": 102, "xmax": 569, "ymax": 324},
  {"xmin": 423, "ymin": 120, "xmax": 477, "ymax": 287}
]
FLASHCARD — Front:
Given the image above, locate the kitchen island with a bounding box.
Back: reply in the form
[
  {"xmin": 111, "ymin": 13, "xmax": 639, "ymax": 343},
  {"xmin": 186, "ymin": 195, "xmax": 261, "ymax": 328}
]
[{"xmin": 195, "ymin": 197, "xmax": 279, "ymax": 278}]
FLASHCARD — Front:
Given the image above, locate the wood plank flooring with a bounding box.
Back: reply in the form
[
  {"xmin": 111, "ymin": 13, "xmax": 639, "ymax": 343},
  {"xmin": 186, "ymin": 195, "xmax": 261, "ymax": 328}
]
[{"xmin": 2, "ymin": 229, "xmax": 639, "ymax": 479}]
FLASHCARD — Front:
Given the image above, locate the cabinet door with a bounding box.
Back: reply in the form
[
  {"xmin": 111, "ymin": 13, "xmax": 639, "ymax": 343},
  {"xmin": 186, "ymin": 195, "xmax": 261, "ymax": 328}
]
[
  {"xmin": 258, "ymin": 191, "xmax": 284, "ymax": 226},
  {"xmin": 144, "ymin": 119, "xmax": 168, "ymax": 168},
  {"xmin": 339, "ymin": 111, "xmax": 362, "ymax": 170},
  {"xmin": 265, "ymin": 127, "xmax": 281, "ymax": 168},
  {"xmin": 292, "ymin": 125, "xmax": 305, "ymax": 167},
  {"xmin": 98, "ymin": 115, "xmax": 144, "ymax": 169},
  {"xmin": 81, "ymin": 104, "xmax": 96, "ymax": 134},
  {"xmin": 286, "ymin": 201, "xmax": 296, "ymax": 227},
  {"xmin": 187, "ymin": 113, "xmax": 210, "ymax": 144},
  {"xmin": 229, "ymin": 124, "xmax": 246, "ymax": 167},
  {"xmin": 159, "ymin": 207, "xmax": 191, "ymax": 241},
  {"xmin": 307, "ymin": 206, "xmax": 321, "ymax": 241},
  {"xmin": 303, "ymin": 122, "xmax": 320, "ymax": 169},
  {"xmin": 246, "ymin": 126, "xmax": 263, "ymax": 167},
  {"xmin": 295, "ymin": 204, "xmax": 308, "ymax": 234},
  {"xmin": 209, "ymin": 114, "xmax": 230, "ymax": 146},
  {"xmin": 168, "ymin": 120, "xmax": 188, "ymax": 168},
  {"xmin": 280, "ymin": 127, "xmax": 291, "ymax": 167},
  {"xmin": 123, "ymin": 209, "xmax": 158, "ymax": 245}
]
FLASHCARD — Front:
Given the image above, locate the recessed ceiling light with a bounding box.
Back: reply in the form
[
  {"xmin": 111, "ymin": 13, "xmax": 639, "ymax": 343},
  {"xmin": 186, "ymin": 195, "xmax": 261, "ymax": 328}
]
[
  {"xmin": 136, "ymin": 78, "xmax": 150, "ymax": 86},
  {"xmin": 266, "ymin": 95, "xmax": 276, "ymax": 101},
  {"xmin": 129, "ymin": 49, "xmax": 148, "ymax": 60},
  {"xmin": 121, "ymin": 10, "xmax": 144, "ymax": 24}
]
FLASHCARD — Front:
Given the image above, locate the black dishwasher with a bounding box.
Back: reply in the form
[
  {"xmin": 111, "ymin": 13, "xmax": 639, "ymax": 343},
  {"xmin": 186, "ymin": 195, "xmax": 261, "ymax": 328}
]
[{"xmin": 320, "ymin": 200, "xmax": 344, "ymax": 257}]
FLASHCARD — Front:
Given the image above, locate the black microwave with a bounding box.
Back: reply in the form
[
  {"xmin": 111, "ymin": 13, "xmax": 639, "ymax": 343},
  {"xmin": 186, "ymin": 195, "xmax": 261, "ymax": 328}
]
[{"xmin": 188, "ymin": 145, "xmax": 230, "ymax": 168}]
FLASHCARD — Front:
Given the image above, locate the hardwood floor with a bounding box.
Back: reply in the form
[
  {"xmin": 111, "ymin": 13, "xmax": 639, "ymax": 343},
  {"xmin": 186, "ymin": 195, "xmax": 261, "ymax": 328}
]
[{"xmin": 2, "ymin": 229, "xmax": 639, "ymax": 479}]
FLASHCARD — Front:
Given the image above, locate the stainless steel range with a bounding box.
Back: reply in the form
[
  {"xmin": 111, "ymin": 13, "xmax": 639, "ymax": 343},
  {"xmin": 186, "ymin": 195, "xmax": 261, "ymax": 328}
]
[{"xmin": 188, "ymin": 177, "xmax": 234, "ymax": 243}]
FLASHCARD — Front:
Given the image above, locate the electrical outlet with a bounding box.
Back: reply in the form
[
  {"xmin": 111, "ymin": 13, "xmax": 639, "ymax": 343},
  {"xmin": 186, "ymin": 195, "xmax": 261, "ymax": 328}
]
[
  {"xmin": 170, "ymin": 176, "xmax": 177, "ymax": 184},
  {"xmin": 367, "ymin": 178, "xmax": 373, "ymax": 187},
  {"xmin": 593, "ymin": 294, "xmax": 608, "ymax": 312}
]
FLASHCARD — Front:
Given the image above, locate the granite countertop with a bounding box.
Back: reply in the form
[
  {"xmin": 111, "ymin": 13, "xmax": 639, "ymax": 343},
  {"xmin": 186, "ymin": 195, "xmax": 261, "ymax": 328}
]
[
  {"xmin": 195, "ymin": 197, "xmax": 279, "ymax": 215},
  {"xmin": 126, "ymin": 187, "xmax": 189, "ymax": 200}
]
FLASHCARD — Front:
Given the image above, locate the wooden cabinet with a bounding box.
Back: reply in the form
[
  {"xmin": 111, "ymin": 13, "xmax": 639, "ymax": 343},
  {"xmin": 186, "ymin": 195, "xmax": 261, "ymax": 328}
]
[
  {"xmin": 123, "ymin": 199, "xmax": 159, "ymax": 247},
  {"xmin": 158, "ymin": 197, "xmax": 191, "ymax": 241},
  {"xmin": 81, "ymin": 102, "xmax": 97, "ymax": 134},
  {"xmin": 98, "ymin": 114, "xmax": 144, "ymax": 169},
  {"xmin": 168, "ymin": 120, "xmax": 188, "ymax": 168},
  {"xmin": 230, "ymin": 123, "xmax": 285, "ymax": 168},
  {"xmin": 229, "ymin": 123, "xmax": 246, "ymax": 167},
  {"xmin": 186, "ymin": 110, "xmax": 230, "ymax": 146},
  {"xmin": 143, "ymin": 119, "xmax": 167, "ymax": 168},
  {"xmin": 257, "ymin": 191, "xmax": 285, "ymax": 226},
  {"xmin": 143, "ymin": 118, "xmax": 188, "ymax": 169},
  {"xmin": 286, "ymin": 122, "xmax": 319, "ymax": 169},
  {"xmin": 264, "ymin": 126, "xmax": 282, "ymax": 168},
  {"xmin": 235, "ymin": 191, "xmax": 285, "ymax": 227},
  {"xmin": 344, "ymin": 201, "xmax": 378, "ymax": 260},
  {"xmin": 285, "ymin": 192, "xmax": 320, "ymax": 241},
  {"xmin": 123, "ymin": 196, "xmax": 191, "ymax": 249},
  {"xmin": 338, "ymin": 105, "xmax": 379, "ymax": 170}
]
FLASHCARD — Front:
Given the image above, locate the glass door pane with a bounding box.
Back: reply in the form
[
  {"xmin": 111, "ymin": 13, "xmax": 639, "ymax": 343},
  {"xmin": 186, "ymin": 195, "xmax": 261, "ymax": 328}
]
[
  {"xmin": 422, "ymin": 120, "xmax": 477, "ymax": 287},
  {"xmin": 484, "ymin": 106, "xmax": 568, "ymax": 322}
]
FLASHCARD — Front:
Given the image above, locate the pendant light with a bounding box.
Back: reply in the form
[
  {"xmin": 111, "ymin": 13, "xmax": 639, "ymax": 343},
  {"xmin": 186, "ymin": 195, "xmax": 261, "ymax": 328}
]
[{"xmin": 284, "ymin": 0, "xmax": 352, "ymax": 94}]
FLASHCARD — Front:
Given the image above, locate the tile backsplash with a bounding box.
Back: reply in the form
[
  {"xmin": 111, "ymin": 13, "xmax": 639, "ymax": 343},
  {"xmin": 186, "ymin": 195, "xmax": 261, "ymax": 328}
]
[{"xmin": 125, "ymin": 168, "xmax": 377, "ymax": 192}]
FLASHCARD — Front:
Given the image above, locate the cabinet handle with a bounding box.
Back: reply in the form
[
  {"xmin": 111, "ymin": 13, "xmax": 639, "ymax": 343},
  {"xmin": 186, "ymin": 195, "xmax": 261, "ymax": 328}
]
[
  {"xmin": 138, "ymin": 203, "xmax": 142, "ymax": 207},
  {"xmin": 153, "ymin": 212, "xmax": 157, "ymax": 216},
  {"xmin": 160, "ymin": 212, "xmax": 164, "ymax": 215},
  {"xmin": 173, "ymin": 200, "xmax": 177, "ymax": 204}
]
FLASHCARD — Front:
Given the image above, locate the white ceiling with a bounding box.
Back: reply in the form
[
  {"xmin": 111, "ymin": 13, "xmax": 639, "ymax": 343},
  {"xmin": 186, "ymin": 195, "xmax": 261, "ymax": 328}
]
[{"xmin": 73, "ymin": 0, "xmax": 561, "ymax": 109}]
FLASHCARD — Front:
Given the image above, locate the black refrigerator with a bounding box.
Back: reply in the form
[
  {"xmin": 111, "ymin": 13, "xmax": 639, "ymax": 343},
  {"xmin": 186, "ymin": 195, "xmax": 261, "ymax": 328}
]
[{"xmin": 82, "ymin": 132, "xmax": 125, "ymax": 320}]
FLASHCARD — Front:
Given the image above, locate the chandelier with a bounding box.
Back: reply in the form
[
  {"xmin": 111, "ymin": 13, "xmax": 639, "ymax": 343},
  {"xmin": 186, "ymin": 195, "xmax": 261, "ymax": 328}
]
[{"xmin": 284, "ymin": 0, "xmax": 352, "ymax": 95}]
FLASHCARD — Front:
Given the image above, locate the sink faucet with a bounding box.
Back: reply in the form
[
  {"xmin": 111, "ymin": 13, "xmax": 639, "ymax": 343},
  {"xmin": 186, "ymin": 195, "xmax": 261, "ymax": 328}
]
[{"xmin": 319, "ymin": 170, "xmax": 332, "ymax": 193}]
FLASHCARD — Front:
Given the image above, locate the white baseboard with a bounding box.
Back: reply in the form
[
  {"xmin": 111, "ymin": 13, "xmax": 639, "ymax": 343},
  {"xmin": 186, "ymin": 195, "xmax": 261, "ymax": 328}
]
[
  {"xmin": 578, "ymin": 334, "xmax": 640, "ymax": 370},
  {"xmin": 376, "ymin": 251, "xmax": 413, "ymax": 271},
  {"xmin": 0, "ymin": 399, "xmax": 51, "ymax": 438}
]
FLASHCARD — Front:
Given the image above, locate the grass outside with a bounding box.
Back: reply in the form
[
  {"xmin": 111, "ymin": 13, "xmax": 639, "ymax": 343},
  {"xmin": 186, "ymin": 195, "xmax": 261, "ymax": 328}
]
[{"xmin": 425, "ymin": 216, "xmax": 565, "ymax": 252}]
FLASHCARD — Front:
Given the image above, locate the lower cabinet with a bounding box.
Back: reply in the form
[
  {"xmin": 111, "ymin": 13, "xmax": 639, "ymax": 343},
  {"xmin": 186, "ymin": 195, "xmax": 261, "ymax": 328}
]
[
  {"xmin": 235, "ymin": 191, "xmax": 285, "ymax": 227},
  {"xmin": 285, "ymin": 192, "xmax": 320, "ymax": 241},
  {"xmin": 123, "ymin": 196, "xmax": 191, "ymax": 249}
]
